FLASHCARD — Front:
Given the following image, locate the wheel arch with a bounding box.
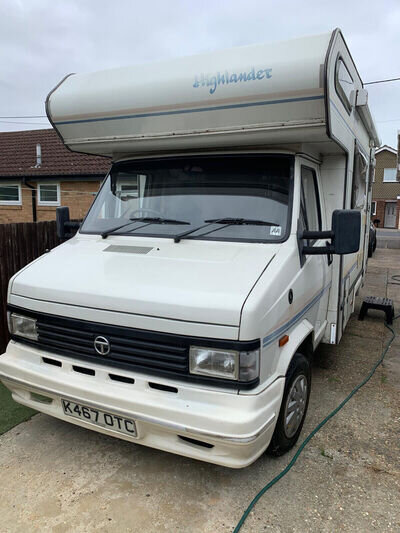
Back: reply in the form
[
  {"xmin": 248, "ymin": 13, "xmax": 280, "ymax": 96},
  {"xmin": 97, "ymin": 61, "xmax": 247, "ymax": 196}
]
[{"xmin": 275, "ymin": 319, "xmax": 314, "ymax": 377}]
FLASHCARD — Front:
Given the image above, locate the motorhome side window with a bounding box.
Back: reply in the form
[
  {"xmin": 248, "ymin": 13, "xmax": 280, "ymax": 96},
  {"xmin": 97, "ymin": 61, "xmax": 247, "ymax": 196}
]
[
  {"xmin": 335, "ymin": 59, "xmax": 355, "ymax": 113},
  {"xmin": 81, "ymin": 155, "xmax": 293, "ymax": 243},
  {"xmin": 351, "ymin": 149, "xmax": 368, "ymax": 209}
]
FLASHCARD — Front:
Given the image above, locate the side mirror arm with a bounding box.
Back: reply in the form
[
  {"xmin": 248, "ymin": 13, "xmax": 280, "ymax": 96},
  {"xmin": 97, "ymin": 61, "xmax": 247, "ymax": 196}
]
[
  {"xmin": 301, "ymin": 230, "xmax": 334, "ymax": 255},
  {"xmin": 299, "ymin": 209, "xmax": 361, "ymax": 262}
]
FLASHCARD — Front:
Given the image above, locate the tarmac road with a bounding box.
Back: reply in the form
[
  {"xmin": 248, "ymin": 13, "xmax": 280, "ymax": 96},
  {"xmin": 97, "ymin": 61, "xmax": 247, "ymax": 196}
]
[
  {"xmin": 0, "ymin": 248, "xmax": 399, "ymax": 532},
  {"xmin": 376, "ymin": 228, "xmax": 400, "ymax": 250}
]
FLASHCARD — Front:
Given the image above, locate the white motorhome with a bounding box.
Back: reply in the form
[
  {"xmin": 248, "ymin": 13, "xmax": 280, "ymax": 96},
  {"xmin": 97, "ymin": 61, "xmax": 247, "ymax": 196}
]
[{"xmin": 0, "ymin": 29, "xmax": 379, "ymax": 467}]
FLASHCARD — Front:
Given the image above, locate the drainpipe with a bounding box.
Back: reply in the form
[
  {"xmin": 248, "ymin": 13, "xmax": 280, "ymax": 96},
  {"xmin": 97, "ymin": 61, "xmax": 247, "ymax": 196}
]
[
  {"xmin": 23, "ymin": 178, "xmax": 37, "ymax": 222},
  {"xmin": 24, "ymin": 143, "xmax": 41, "ymax": 223}
]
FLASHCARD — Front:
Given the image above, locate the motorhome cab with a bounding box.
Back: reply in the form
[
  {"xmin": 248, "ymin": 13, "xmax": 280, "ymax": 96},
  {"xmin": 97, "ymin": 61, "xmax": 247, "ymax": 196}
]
[{"xmin": 0, "ymin": 29, "xmax": 379, "ymax": 467}]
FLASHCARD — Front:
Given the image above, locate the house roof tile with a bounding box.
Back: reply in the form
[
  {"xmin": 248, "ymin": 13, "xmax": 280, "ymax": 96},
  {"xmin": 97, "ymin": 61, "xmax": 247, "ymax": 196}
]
[{"xmin": 0, "ymin": 128, "xmax": 111, "ymax": 177}]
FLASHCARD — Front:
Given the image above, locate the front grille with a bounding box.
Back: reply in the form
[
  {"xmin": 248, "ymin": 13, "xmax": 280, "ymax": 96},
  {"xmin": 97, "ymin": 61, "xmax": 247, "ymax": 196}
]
[
  {"xmin": 36, "ymin": 318, "xmax": 189, "ymax": 375},
  {"xmin": 8, "ymin": 305, "xmax": 260, "ymax": 389}
]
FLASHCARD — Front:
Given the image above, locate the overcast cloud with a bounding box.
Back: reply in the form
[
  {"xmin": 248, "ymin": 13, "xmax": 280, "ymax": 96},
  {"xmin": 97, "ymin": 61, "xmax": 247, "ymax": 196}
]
[{"xmin": 1, "ymin": 0, "xmax": 399, "ymax": 147}]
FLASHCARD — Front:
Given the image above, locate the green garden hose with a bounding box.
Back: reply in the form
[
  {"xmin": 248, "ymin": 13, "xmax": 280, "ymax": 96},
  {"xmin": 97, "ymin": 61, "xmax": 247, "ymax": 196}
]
[{"xmin": 234, "ymin": 313, "xmax": 399, "ymax": 533}]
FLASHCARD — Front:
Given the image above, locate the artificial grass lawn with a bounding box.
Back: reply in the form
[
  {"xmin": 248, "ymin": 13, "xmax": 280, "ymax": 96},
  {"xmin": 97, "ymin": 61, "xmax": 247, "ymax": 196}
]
[{"xmin": 0, "ymin": 382, "xmax": 36, "ymax": 435}]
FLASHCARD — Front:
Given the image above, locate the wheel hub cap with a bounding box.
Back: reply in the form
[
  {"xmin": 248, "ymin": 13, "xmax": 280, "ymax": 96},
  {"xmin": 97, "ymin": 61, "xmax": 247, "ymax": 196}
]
[{"xmin": 284, "ymin": 374, "xmax": 307, "ymax": 438}]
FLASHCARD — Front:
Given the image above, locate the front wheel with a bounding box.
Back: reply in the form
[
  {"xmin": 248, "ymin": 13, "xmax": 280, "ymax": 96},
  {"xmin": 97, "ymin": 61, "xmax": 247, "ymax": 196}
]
[{"xmin": 268, "ymin": 353, "xmax": 311, "ymax": 456}]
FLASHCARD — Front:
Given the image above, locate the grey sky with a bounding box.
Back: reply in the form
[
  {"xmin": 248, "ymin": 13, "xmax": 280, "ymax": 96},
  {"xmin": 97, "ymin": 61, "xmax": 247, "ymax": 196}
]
[{"xmin": 1, "ymin": 0, "xmax": 399, "ymax": 147}]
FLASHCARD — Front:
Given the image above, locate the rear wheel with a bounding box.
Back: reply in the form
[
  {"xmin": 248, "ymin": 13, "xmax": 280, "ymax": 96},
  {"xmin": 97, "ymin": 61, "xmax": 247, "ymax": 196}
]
[{"xmin": 268, "ymin": 353, "xmax": 311, "ymax": 456}]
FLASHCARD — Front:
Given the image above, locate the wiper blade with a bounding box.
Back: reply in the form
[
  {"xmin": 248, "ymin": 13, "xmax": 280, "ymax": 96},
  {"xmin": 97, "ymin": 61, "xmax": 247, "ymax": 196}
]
[
  {"xmin": 174, "ymin": 217, "xmax": 229, "ymax": 243},
  {"xmin": 204, "ymin": 218, "xmax": 278, "ymax": 226},
  {"xmin": 129, "ymin": 217, "xmax": 190, "ymax": 225},
  {"xmin": 101, "ymin": 220, "xmax": 152, "ymax": 239},
  {"xmin": 102, "ymin": 217, "xmax": 189, "ymax": 239},
  {"xmin": 173, "ymin": 217, "xmax": 278, "ymax": 243}
]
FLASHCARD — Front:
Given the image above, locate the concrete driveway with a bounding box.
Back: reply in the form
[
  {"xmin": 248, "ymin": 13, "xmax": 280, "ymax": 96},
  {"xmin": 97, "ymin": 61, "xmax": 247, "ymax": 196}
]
[{"xmin": 1, "ymin": 248, "xmax": 399, "ymax": 533}]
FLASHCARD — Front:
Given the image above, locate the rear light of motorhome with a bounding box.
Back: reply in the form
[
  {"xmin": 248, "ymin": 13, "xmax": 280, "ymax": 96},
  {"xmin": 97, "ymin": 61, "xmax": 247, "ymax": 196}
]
[
  {"xmin": 189, "ymin": 346, "xmax": 259, "ymax": 382},
  {"xmin": 8, "ymin": 312, "xmax": 38, "ymax": 341}
]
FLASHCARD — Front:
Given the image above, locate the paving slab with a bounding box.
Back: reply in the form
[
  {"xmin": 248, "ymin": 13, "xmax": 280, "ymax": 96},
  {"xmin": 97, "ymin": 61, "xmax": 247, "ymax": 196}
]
[{"xmin": 0, "ymin": 248, "xmax": 399, "ymax": 533}]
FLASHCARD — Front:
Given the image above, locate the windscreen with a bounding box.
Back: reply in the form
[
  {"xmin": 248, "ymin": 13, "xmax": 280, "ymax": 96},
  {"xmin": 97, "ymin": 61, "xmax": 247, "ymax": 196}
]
[{"xmin": 81, "ymin": 155, "xmax": 293, "ymax": 242}]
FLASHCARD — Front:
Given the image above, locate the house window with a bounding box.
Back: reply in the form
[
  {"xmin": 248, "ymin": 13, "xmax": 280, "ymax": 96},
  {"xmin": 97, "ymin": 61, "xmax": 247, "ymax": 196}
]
[
  {"xmin": 38, "ymin": 183, "xmax": 60, "ymax": 206},
  {"xmin": 117, "ymin": 176, "xmax": 139, "ymax": 200},
  {"xmin": 114, "ymin": 174, "xmax": 147, "ymax": 217},
  {"xmin": 383, "ymin": 168, "xmax": 397, "ymax": 183},
  {"xmin": 0, "ymin": 183, "xmax": 21, "ymax": 205},
  {"xmin": 371, "ymin": 201, "xmax": 376, "ymax": 215}
]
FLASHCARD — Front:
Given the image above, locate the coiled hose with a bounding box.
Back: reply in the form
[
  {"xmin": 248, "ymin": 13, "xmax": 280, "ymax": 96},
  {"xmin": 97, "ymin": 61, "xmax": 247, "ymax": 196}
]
[{"xmin": 234, "ymin": 310, "xmax": 399, "ymax": 532}]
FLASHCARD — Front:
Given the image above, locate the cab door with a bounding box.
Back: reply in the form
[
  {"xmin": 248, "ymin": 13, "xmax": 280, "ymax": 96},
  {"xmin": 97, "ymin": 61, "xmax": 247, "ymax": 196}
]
[{"xmin": 298, "ymin": 160, "xmax": 332, "ymax": 345}]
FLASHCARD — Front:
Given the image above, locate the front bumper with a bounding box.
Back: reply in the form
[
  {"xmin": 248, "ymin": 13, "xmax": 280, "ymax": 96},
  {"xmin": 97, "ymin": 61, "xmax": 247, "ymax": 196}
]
[{"xmin": 0, "ymin": 341, "xmax": 284, "ymax": 468}]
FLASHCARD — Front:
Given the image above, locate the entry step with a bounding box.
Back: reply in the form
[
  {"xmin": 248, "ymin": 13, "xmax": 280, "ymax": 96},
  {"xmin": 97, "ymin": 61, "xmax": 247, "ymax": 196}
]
[{"xmin": 358, "ymin": 296, "xmax": 394, "ymax": 325}]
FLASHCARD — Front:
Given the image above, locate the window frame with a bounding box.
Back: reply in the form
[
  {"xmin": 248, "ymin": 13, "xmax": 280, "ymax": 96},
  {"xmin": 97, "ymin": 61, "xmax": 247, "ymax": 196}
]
[
  {"xmin": 300, "ymin": 165, "xmax": 322, "ymax": 246},
  {"xmin": 371, "ymin": 201, "xmax": 376, "ymax": 216},
  {"xmin": 0, "ymin": 182, "xmax": 22, "ymax": 206},
  {"xmin": 37, "ymin": 182, "xmax": 60, "ymax": 206},
  {"xmin": 383, "ymin": 168, "xmax": 397, "ymax": 183},
  {"xmin": 335, "ymin": 56, "xmax": 354, "ymax": 115}
]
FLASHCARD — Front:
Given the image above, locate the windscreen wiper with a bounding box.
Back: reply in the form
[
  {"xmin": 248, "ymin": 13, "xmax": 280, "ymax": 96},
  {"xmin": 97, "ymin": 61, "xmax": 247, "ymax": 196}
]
[
  {"xmin": 174, "ymin": 217, "xmax": 229, "ymax": 243},
  {"xmin": 205, "ymin": 218, "xmax": 279, "ymax": 226},
  {"xmin": 101, "ymin": 217, "xmax": 189, "ymax": 239},
  {"xmin": 174, "ymin": 217, "xmax": 278, "ymax": 243}
]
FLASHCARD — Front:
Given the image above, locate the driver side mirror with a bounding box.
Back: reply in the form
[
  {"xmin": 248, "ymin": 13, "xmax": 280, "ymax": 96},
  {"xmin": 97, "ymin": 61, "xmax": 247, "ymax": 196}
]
[
  {"xmin": 56, "ymin": 206, "xmax": 81, "ymax": 240},
  {"xmin": 300, "ymin": 209, "xmax": 361, "ymax": 257}
]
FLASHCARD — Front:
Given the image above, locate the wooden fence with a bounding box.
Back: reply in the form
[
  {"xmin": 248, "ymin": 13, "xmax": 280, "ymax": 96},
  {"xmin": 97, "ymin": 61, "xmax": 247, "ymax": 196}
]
[{"xmin": 0, "ymin": 221, "xmax": 61, "ymax": 353}]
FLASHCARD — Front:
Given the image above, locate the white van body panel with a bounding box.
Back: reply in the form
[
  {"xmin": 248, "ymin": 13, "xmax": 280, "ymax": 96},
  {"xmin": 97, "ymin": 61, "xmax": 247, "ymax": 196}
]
[
  {"xmin": 10, "ymin": 234, "xmax": 278, "ymax": 327},
  {"xmin": 47, "ymin": 33, "xmax": 330, "ymax": 156}
]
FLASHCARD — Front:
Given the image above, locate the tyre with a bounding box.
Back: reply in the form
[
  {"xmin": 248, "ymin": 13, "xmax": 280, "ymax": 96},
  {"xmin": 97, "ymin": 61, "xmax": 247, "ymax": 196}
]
[
  {"xmin": 368, "ymin": 243, "xmax": 373, "ymax": 257},
  {"xmin": 268, "ymin": 353, "xmax": 311, "ymax": 456}
]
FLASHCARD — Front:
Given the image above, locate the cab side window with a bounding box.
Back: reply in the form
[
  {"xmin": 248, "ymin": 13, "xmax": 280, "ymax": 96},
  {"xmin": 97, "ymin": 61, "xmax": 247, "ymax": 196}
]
[{"xmin": 300, "ymin": 167, "xmax": 321, "ymax": 243}]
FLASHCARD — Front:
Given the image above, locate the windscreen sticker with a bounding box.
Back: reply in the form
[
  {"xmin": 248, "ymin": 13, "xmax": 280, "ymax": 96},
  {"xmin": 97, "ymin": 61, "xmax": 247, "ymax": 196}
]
[{"xmin": 270, "ymin": 226, "xmax": 282, "ymax": 236}]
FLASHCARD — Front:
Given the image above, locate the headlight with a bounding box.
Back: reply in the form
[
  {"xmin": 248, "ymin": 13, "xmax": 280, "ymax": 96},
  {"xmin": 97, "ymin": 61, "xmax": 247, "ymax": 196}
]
[
  {"xmin": 189, "ymin": 346, "xmax": 259, "ymax": 382},
  {"xmin": 8, "ymin": 313, "xmax": 38, "ymax": 341}
]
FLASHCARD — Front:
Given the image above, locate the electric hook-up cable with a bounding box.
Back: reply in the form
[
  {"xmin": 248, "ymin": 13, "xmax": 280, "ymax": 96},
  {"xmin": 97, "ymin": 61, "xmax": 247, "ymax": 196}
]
[{"xmin": 234, "ymin": 308, "xmax": 399, "ymax": 532}]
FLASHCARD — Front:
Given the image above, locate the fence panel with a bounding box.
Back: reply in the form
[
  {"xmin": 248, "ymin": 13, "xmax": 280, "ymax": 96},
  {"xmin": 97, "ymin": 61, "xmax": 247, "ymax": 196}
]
[{"xmin": 0, "ymin": 221, "xmax": 61, "ymax": 353}]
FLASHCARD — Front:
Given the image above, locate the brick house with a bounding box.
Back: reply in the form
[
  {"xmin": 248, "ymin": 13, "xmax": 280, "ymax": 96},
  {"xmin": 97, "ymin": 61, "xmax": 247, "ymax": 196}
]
[
  {"xmin": 372, "ymin": 144, "xmax": 400, "ymax": 229},
  {"xmin": 0, "ymin": 129, "xmax": 110, "ymax": 224}
]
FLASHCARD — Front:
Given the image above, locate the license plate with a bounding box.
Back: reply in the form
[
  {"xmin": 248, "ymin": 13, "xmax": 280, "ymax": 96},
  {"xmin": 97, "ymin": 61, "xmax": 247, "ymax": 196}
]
[{"xmin": 61, "ymin": 399, "xmax": 137, "ymax": 437}]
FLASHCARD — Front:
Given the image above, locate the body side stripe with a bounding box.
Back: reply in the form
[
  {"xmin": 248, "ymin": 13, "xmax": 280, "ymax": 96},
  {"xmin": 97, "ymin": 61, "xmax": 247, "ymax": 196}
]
[
  {"xmin": 262, "ymin": 282, "xmax": 332, "ymax": 347},
  {"xmin": 55, "ymin": 95, "xmax": 324, "ymax": 126},
  {"xmin": 342, "ymin": 260, "xmax": 358, "ymax": 283}
]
